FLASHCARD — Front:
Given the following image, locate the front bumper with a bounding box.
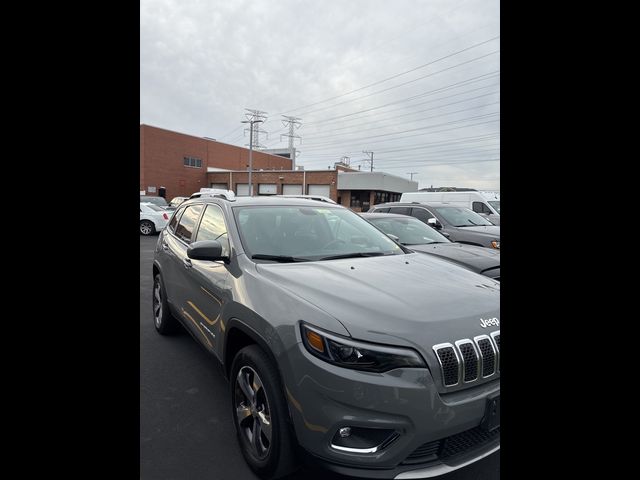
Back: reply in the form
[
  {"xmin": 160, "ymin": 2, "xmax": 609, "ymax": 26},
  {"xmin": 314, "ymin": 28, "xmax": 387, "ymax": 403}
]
[{"xmin": 281, "ymin": 341, "xmax": 499, "ymax": 479}]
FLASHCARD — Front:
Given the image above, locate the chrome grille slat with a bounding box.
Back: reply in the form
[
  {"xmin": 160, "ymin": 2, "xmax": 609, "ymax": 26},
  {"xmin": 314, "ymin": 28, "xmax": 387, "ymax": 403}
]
[
  {"xmin": 474, "ymin": 335, "xmax": 497, "ymax": 378},
  {"xmin": 433, "ymin": 331, "xmax": 500, "ymax": 388},
  {"xmin": 455, "ymin": 339, "xmax": 479, "ymax": 383},
  {"xmin": 432, "ymin": 343, "xmax": 460, "ymax": 387}
]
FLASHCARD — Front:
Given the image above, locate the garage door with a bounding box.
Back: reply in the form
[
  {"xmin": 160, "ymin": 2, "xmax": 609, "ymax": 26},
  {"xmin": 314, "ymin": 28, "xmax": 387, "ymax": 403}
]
[
  {"xmin": 236, "ymin": 184, "xmax": 249, "ymax": 196},
  {"xmin": 282, "ymin": 184, "xmax": 303, "ymax": 195},
  {"xmin": 307, "ymin": 185, "xmax": 330, "ymax": 197},
  {"xmin": 210, "ymin": 183, "xmax": 228, "ymax": 190}
]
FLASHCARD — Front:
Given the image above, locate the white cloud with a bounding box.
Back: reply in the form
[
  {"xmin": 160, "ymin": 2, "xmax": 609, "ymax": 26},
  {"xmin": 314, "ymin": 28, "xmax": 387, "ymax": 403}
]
[{"xmin": 141, "ymin": 0, "xmax": 500, "ymax": 189}]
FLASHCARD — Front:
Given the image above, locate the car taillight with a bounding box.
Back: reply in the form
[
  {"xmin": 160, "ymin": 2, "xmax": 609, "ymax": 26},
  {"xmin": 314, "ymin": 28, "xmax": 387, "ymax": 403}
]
[{"xmin": 163, "ymin": 213, "xmax": 169, "ymax": 220}]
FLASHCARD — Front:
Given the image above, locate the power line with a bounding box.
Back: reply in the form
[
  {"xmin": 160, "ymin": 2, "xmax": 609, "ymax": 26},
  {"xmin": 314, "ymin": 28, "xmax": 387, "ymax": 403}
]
[
  {"xmin": 291, "ymin": 51, "xmax": 499, "ymax": 117},
  {"xmin": 301, "ymin": 113, "xmax": 500, "ymax": 150},
  {"xmin": 276, "ymin": 36, "xmax": 499, "ymax": 115}
]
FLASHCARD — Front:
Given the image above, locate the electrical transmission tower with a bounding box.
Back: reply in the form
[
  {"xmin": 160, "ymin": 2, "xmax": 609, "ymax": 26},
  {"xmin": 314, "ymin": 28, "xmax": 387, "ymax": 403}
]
[
  {"xmin": 244, "ymin": 109, "xmax": 268, "ymax": 150},
  {"xmin": 407, "ymin": 172, "xmax": 418, "ymax": 180},
  {"xmin": 362, "ymin": 150, "xmax": 374, "ymax": 172},
  {"xmin": 280, "ymin": 115, "xmax": 302, "ymax": 170},
  {"xmin": 241, "ymin": 109, "xmax": 268, "ymax": 196}
]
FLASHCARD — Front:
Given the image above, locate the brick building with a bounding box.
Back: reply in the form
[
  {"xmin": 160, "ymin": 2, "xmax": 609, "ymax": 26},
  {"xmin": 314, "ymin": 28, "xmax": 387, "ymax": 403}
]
[
  {"xmin": 140, "ymin": 124, "xmax": 292, "ymax": 200},
  {"xmin": 141, "ymin": 124, "xmax": 418, "ymax": 210}
]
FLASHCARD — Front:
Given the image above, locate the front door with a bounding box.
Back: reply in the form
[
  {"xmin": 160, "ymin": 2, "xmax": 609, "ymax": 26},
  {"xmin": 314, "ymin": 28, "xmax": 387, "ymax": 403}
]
[{"xmin": 182, "ymin": 204, "xmax": 231, "ymax": 359}]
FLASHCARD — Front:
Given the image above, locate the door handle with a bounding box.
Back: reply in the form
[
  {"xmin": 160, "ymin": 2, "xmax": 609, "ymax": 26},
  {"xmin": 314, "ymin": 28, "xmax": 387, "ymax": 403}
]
[
  {"xmin": 162, "ymin": 242, "xmax": 169, "ymax": 251},
  {"xmin": 183, "ymin": 258, "xmax": 192, "ymax": 269}
]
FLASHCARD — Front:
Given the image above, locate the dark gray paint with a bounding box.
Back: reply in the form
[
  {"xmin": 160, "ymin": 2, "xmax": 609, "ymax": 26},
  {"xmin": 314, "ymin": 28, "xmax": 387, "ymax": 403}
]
[
  {"xmin": 370, "ymin": 202, "xmax": 500, "ymax": 249},
  {"xmin": 153, "ymin": 196, "xmax": 500, "ymax": 479}
]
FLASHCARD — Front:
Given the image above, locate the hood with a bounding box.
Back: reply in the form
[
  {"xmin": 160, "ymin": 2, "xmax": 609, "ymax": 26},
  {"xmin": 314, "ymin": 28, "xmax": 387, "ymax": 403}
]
[
  {"xmin": 454, "ymin": 225, "xmax": 500, "ymax": 237},
  {"xmin": 255, "ymin": 253, "xmax": 499, "ymax": 362},
  {"xmin": 408, "ymin": 243, "xmax": 500, "ymax": 274}
]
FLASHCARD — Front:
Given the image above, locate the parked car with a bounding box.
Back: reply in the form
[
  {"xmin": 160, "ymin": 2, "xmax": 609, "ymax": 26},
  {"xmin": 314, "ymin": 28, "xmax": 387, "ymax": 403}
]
[
  {"xmin": 360, "ymin": 212, "xmax": 500, "ymax": 280},
  {"xmin": 169, "ymin": 196, "xmax": 188, "ymax": 208},
  {"xmin": 152, "ymin": 195, "xmax": 500, "ymax": 479},
  {"xmin": 140, "ymin": 195, "xmax": 169, "ymax": 208},
  {"xmin": 400, "ymin": 191, "xmax": 500, "ymax": 225},
  {"xmin": 140, "ymin": 202, "xmax": 170, "ymax": 235},
  {"xmin": 277, "ymin": 194, "xmax": 337, "ymax": 204},
  {"xmin": 369, "ymin": 202, "xmax": 500, "ymax": 249}
]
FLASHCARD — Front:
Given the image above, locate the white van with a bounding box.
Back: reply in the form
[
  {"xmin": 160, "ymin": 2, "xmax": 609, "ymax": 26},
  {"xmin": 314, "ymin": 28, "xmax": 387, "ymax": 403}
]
[{"xmin": 400, "ymin": 191, "xmax": 500, "ymax": 225}]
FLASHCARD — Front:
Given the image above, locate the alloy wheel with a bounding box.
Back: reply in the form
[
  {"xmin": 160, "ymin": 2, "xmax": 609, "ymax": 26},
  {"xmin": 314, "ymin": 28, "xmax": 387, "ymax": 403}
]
[
  {"xmin": 234, "ymin": 366, "xmax": 273, "ymax": 460},
  {"xmin": 153, "ymin": 280, "xmax": 162, "ymax": 327}
]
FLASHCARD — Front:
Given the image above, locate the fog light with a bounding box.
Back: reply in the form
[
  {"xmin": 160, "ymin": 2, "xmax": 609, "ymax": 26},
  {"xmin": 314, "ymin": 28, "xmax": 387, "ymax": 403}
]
[{"xmin": 330, "ymin": 426, "xmax": 398, "ymax": 453}]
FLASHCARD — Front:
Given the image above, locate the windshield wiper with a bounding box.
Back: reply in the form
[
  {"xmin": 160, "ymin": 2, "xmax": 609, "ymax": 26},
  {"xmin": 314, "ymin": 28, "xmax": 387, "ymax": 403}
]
[
  {"xmin": 319, "ymin": 252, "xmax": 390, "ymax": 261},
  {"xmin": 251, "ymin": 254, "xmax": 310, "ymax": 263}
]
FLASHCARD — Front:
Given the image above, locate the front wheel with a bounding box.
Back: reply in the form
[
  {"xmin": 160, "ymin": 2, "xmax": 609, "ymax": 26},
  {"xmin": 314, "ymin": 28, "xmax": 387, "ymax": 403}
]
[
  {"xmin": 140, "ymin": 220, "xmax": 155, "ymax": 235},
  {"xmin": 231, "ymin": 345, "xmax": 298, "ymax": 479},
  {"xmin": 152, "ymin": 274, "xmax": 179, "ymax": 334}
]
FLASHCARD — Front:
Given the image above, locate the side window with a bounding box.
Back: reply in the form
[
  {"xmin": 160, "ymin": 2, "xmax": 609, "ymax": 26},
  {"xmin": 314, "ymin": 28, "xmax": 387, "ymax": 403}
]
[
  {"xmin": 374, "ymin": 207, "xmax": 390, "ymax": 213},
  {"xmin": 194, "ymin": 205, "xmax": 230, "ymax": 257},
  {"xmin": 174, "ymin": 205, "xmax": 203, "ymax": 243},
  {"xmin": 168, "ymin": 206, "xmax": 186, "ymax": 233},
  {"xmin": 472, "ymin": 202, "xmax": 491, "ymax": 214},
  {"xmin": 411, "ymin": 207, "xmax": 434, "ymax": 224},
  {"xmin": 388, "ymin": 206, "xmax": 411, "ymax": 215}
]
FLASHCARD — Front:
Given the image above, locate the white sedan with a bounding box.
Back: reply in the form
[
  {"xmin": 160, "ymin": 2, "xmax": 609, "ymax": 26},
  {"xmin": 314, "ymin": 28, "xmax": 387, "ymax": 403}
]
[{"xmin": 140, "ymin": 202, "xmax": 170, "ymax": 235}]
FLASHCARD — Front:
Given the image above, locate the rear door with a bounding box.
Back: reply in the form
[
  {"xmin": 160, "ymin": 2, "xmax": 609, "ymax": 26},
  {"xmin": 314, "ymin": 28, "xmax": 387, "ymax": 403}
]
[
  {"xmin": 166, "ymin": 204, "xmax": 204, "ymax": 338},
  {"xmin": 181, "ymin": 204, "xmax": 232, "ymax": 358}
]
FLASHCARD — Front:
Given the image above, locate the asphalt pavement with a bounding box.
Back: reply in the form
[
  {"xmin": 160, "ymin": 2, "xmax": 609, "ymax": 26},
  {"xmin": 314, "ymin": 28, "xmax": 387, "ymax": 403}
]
[{"xmin": 140, "ymin": 234, "xmax": 499, "ymax": 480}]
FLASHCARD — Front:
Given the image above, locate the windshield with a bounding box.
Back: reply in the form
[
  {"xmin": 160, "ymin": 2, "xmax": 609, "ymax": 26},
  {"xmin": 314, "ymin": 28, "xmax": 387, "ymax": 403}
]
[
  {"xmin": 434, "ymin": 206, "xmax": 493, "ymax": 227},
  {"xmin": 488, "ymin": 200, "xmax": 500, "ymax": 214},
  {"xmin": 368, "ymin": 216, "xmax": 450, "ymax": 245},
  {"xmin": 234, "ymin": 206, "xmax": 404, "ymax": 262},
  {"xmin": 140, "ymin": 196, "xmax": 168, "ymax": 206}
]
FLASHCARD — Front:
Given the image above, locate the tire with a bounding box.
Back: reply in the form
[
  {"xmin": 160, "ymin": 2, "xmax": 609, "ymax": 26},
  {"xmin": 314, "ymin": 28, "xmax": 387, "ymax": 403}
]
[
  {"xmin": 152, "ymin": 273, "xmax": 179, "ymax": 335},
  {"xmin": 231, "ymin": 345, "xmax": 298, "ymax": 479},
  {"xmin": 140, "ymin": 220, "xmax": 155, "ymax": 235}
]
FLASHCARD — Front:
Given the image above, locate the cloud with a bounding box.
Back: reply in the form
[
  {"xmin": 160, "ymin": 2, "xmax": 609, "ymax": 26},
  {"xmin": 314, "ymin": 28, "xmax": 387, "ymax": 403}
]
[{"xmin": 141, "ymin": 0, "xmax": 500, "ymax": 189}]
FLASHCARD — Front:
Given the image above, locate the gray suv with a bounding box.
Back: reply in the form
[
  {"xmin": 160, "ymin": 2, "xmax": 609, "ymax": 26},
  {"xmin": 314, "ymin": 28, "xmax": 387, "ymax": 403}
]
[
  {"xmin": 152, "ymin": 195, "xmax": 500, "ymax": 479},
  {"xmin": 370, "ymin": 202, "xmax": 500, "ymax": 249}
]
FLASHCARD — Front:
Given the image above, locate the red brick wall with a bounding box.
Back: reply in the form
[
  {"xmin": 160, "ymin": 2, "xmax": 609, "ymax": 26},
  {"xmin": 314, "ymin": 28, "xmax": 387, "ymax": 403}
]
[
  {"xmin": 208, "ymin": 170, "xmax": 339, "ymax": 201},
  {"xmin": 140, "ymin": 125, "xmax": 292, "ymax": 199}
]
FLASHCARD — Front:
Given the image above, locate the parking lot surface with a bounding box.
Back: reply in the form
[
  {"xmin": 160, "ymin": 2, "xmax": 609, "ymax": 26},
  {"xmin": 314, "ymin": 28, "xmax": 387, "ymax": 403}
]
[{"xmin": 140, "ymin": 234, "xmax": 499, "ymax": 480}]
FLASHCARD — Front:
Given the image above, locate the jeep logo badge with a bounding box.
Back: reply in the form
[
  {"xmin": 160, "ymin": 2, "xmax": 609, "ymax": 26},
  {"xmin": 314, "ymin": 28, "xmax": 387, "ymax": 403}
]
[{"xmin": 480, "ymin": 317, "xmax": 499, "ymax": 328}]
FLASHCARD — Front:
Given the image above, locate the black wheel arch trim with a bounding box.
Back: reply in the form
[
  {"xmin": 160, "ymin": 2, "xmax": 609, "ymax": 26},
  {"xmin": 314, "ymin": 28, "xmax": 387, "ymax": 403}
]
[{"xmin": 223, "ymin": 318, "xmax": 298, "ymax": 429}]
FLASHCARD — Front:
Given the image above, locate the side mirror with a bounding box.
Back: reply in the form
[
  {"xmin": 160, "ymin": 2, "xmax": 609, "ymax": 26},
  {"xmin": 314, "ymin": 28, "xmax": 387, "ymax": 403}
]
[
  {"xmin": 187, "ymin": 240, "xmax": 228, "ymax": 262},
  {"xmin": 441, "ymin": 232, "xmax": 451, "ymax": 239},
  {"xmin": 427, "ymin": 218, "xmax": 442, "ymax": 229}
]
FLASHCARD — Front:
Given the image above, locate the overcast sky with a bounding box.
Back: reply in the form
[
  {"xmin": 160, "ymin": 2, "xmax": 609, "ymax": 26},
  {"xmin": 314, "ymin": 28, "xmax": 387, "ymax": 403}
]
[{"xmin": 141, "ymin": 0, "xmax": 499, "ymax": 190}]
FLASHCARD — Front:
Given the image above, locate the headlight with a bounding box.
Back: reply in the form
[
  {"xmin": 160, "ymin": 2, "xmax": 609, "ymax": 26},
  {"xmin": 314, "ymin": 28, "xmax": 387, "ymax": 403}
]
[
  {"xmin": 301, "ymin": 323, "xmax": 426, "ymax": 372},
  {"xmin": 491, "ymin": 240, "xmax": 500, "ymax": 249}
]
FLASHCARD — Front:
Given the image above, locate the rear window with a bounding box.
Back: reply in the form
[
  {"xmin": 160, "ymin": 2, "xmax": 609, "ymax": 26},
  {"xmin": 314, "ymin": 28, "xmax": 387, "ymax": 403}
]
[
  {"xmin": 140, "ymin": 196, "xmax": 168, "ymax": 207},
  {"xmin": 144, "ymin": 204, "xmax": 166, "ymax": 212}
]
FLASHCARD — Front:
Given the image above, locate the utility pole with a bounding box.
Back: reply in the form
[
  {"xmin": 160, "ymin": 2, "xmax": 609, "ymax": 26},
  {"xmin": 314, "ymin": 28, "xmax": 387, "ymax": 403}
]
[
  {"xmin": 407, "ymin": 172, "xmax": 418, "ymax": 181},
  {"xmin": 363, "ymin": 150, "xmax": 374, "ymax": 172},
  {"xmin": 280, "ymin": 115, "xmax": 302, "ymax": 170},
  {"xmin": 241, "ymin": 109, "xmax": 268, "ymax": 196}
]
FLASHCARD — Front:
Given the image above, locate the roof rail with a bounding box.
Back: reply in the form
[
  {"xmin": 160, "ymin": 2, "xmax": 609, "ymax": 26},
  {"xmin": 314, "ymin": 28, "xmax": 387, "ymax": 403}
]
[{"xmin": 190, "ymin": 188, "xmax": 236, "ymax": 201}]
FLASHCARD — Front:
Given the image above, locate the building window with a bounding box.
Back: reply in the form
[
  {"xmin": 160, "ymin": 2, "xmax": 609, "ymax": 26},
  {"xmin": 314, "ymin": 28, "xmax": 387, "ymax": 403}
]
[
  {"xmin": 350, "ymin": 191, "xmax": 371, "ymax": 210},
  {"xmin": 183, "ymin": 156, "xmax": 202, "ymax": 168},
  {"xmin": 374, "ymin": 191, "xmax": 400, "ymax": 204}
]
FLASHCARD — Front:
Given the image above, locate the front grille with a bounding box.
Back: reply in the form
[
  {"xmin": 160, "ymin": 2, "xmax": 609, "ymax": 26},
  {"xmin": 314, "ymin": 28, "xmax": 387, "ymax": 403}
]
[
  {"xmin": 456, "ymin": 341, "xmax": 478, "ymax": 382},
  {"xmin": 402, "ymin": 439, "xmax": 440, "ymax": 464},
  {"xmin": 433, "ymin": 331, "xmax": 499, "ymax": 388},
  {"xmin": 433, "ymin": 345, "xmax": 459, "ymax": 386},
  {"xmin": 403, "ymin": 425, "xmax": 500, "ymax": 465},
  {"xmin": 475, "ymin": 336, "xmax": 496, "ymax": 377},
  {"xmin": 440, "ymin": 425, "xmax": 500, "ymax": 460}
]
